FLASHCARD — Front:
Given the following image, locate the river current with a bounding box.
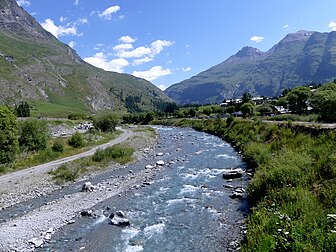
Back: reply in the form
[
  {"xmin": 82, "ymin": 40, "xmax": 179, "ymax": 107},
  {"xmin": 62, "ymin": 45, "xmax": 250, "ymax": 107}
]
[{"xmin": 40, "ymin": 126, "xmax": 249, "ymax": 251}]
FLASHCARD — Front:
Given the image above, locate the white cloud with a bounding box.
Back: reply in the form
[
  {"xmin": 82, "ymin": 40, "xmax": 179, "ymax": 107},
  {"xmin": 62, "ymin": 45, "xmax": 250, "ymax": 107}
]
[
  {"xmin": 74, "ymin": 0, "xmax": 79, "ymax": 6},
  {"xmin": 84, "ymin": 52, "xmax": 129, "ymax": 73},
  {"xmin": 116, "ymin": 39, "xmax": 173, "ymax": 59},
  {"xmin": 182, "ymin": 67, "xmax": 191, "ymax": 72},
  {"xmin": 78, "ymin": 18, "xmax": 88, "ymax": 25},
  {"xmin": 133, "ymin": 57, "xmax": 153, "ymax": 66},
  {"xmin": 60, "ymin": 16, "xmax": 67, "ymax": 23},
  {"xmin": 118, "ymin": 46, "xmax": 152, "ymax": 58},
  {"xmin": 150, "ymin": 40, "xmax": 174, "ymax": 57},
  {"xmin": 250, "ymin": 35, "xmax": 264, "ymax": 43},
  {"xmin": 113, "ymin": 43, "xmax": 133, "ymax": 52},
  {"xmin": 283, "ymin": 24, "xmax": 289, "ymax": 29},
  {"xmin": 119, "ymin": 35, "xmax": 137, "ymax": 44},
  {"xmin": 68, "ymin": 41, "xmax": 76, "ymax": 49},
  {"xmin": 17, "ymin": 0, "xmax": 30, "ymax": 7},
  {"xmin": 157, "ymin": 84, "xmax": 167, "ymax": 91},
  {"xmin": 328, "ymin": 21, "xmax": 336, "ymax": 31},
  {"xmin": 99, "ymin": 5, "xmax": 121, "ymax": 20},
  {"xmin": 132, "ymin": 66, "xmax": 171, "ymax": 81},
  {"xmin": 185, "ymin": 44, "xmax": 190, "ymax": 47},
  {"xmin": 41, "ymin": 18, "xmax": 79, "ymax": 38}
]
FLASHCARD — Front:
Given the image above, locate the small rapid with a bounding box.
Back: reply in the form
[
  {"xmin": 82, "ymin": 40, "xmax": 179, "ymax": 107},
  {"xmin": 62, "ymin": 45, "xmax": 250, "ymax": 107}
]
[{"xmin": 41, "ymin": 126, "xmax": 249, "ymax": 251}]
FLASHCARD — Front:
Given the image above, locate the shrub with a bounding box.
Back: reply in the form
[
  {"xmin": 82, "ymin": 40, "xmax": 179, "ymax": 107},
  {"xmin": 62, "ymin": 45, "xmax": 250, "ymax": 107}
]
[
  {"xmin": 93, "ymin": 112, "xmax": 119, "ymax": 132},
  {"xmin": 92, "ymin": 145, "xmax": 134, "ymax": 164},
  {"xmin": 67, "ymin": 113, "xmax": 88, "ymax": 120},
  {"xmin": 19, "ymin": 119, "xmax": 48, "ymax": 151},
  {"xmin": 226, "ymin": 115, "xmax": 234, "ymax": 127},
  {"xmin": 68, "ymin": 132, "xmax": 85, "ymax": 148},
  {"xmin": 0, "ymin": 106, "xmax": 19, "ymax": 163},
  {"xmin": 52, "ymin": 140, "xmax": 64, "ymax": 152},
  {"xmin": 49, "ymin": 164, "xmax": 81, "ymax": 183}
]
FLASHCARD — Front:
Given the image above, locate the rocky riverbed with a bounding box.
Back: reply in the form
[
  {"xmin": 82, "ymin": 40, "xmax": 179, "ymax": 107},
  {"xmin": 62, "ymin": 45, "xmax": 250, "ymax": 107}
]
[{"xmin": 0, "ymin": 126, "xmax": 249, "ymax": 251}]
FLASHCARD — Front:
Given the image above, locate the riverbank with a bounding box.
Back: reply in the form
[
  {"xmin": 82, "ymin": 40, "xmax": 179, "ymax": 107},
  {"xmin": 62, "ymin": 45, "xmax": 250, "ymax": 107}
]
[
  {"xmin": 154, "ymin": 118, "xmax": 336, "ymax": 251},
  {"xmin": 0, "ymin": 127, "xmax": 159, "ymax": 251}
]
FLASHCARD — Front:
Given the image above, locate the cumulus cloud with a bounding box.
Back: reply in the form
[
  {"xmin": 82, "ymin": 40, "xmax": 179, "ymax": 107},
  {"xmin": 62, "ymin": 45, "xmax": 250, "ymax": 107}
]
[
  {"xmin": 119, "ymin": 35, "xmax": 136, "ymax": 44},
  {"xmin": 17, "ymin": 0, "xmax": 30, "ymax": 7},
  {"xmin": 250, "ymin": 35, "xmax": 264, "ymax": 43},
  {"xmin": 84, "ymin": 52, "xmax": 128, "ymax": 73},
  {"xmin": 133, "ymin": 57, "xmax": 153, "ymax": 66},
  {"xmin": 116, "ymin": 39, "xmax": 173, "ymax": 60},
  {"xmin": 283, "ymin": 24, "xmax": 289, "ymax": 29},
  {"xmin": 328, "ymin": 21, "xmax": 336, "ymax": 31},
  {"xmin": 182, "ymin": 67, "xmax": 191, "ymax": 72},
  {"xmin": 68, "ymin": 41, "xmax": 76, "ymax": 48},
  {"xmin": 74, "ymin": 0, "xmax": 79, "ymax": 6},
  {"xmin": 41, "ymin": 18, "xmax": 80, "ymax": 38},
  {"xmin": 99, "ymin": 5, "xmax": 121, "ymax": 20},
  {"xmin": 132, "ymin": 66, "xmax": 171, "ymax": 81}
]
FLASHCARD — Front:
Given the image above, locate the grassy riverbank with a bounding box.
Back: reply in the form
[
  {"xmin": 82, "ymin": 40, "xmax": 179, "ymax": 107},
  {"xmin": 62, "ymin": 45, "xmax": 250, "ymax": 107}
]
[{"xmin": 155, "ymin": 118, "xmax": 336, "ymax": 251}]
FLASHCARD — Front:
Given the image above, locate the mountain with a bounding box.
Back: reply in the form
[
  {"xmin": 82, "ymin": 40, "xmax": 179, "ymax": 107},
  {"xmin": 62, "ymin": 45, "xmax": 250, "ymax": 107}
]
[
  {"xmin": 165, "ymin": 30, "xmax": 336, "ymax": 104},
  {"xmin": 0, "ymin": 0, "xmax": 171, "ymax": 115}
]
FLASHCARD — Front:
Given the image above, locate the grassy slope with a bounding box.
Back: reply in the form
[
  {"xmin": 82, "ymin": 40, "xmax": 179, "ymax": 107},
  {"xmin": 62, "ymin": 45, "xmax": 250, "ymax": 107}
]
[{"xmin": 0, "ymin": 30, "xmax": 171, "ymax": 116}]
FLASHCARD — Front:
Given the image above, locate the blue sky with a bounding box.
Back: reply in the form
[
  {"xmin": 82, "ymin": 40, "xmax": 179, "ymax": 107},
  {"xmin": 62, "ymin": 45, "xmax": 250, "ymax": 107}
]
[{"xmin": 16, "ymin": 0, "xmax": 336, "ymax": 90}]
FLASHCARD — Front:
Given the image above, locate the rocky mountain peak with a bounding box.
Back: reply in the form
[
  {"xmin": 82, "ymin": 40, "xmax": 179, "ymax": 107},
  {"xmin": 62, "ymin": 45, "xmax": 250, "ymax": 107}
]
[
  {"xmin": 0, "ymin": 0, "xmax": 54, "ymax": 41},
  {"xmin": 235, "ymin": 46, "xmax": 263, "ymax": 58}
]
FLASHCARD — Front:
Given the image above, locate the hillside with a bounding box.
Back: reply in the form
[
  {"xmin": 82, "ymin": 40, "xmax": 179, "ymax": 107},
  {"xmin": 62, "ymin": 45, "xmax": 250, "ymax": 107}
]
[
  {"xmin": 165, "ymin": 30, "xmax": 336, "ymax": 104},
  {"xmin": 0, "ymin": 0, "xmax": 171, "ymax": 115}
]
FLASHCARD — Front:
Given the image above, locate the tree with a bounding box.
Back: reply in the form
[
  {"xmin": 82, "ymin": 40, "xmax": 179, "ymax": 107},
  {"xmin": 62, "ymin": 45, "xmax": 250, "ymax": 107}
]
[
  {"xmin": 19, "ymin": 119, "xmax": 48, "ymax": 151},
  {"xmin": 93, "ymin": 112, "xmax": 119, "ymax": 132},
  {"xmin": 0, "ymin": 106, "xmax": 19, "ymax": 163},
  {"xmin": 257, "ymin": 104, "xmax": 274, "ymax": 116},
  {"xmin": 15, "ymin": 101, "xmax": 30, "ymax": 117},
  {"xmin": 203, "ymin": 107, "xmax": 212, "ymax": 116},
  {"xmin": 143, "ymin": 112, "xmax": 155, "ymax": 124},
  {"xmin": 286, "ymin": 86, "xmax": 311, "ymax": 115},
  {"xmin": 311, "ymin": 83, "xmax": 336, "ymax": 122},
  {"xmin": 189, "ymin": 108, "xmax": 196, "ymax": 117},
  {"xmin": 241, "ymin": 102, "xmax": 256, "ymax": 118},
  {"xmin": 242, "ymin": 92, "xmax": 252, "ymax": 104}
]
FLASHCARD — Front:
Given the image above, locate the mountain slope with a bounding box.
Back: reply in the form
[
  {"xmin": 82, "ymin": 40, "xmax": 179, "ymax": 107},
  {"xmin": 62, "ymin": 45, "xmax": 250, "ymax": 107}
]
[
  {"xmin": 165, "ymin": 30, "xmax": 336, "ymax": 104},
  {"xmin": 0, "ymin": 0, "xmax": 171, "ymax": 114}
]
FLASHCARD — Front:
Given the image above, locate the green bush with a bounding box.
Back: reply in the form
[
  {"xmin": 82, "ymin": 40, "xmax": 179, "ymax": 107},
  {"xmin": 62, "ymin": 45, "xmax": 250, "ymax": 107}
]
[
  {"xmin": 0, "ymin": 106, "xmax": 19, "ymax": 164},
  {"xmin": 19, "ymin": 119, "xmax": 48, "ymax": 151},
  {"xmin": 49, "ymin": 164, "xmax": 82, "ymax": 183},
  {"xmin": 226, "ymin": 115, "xmax": 234, "ymax": 127},
  {"xmin": 93, "ymin": 112, "xmax": 119, "ymax": 132},
  {"xmin": 68, "ymin": 132, "xmax": 85, "ymax": 148},
  {"xmin": 92, "ymin": 145, "xmax": 134, "ymax": 164},
  {"xmin": 67, "ymin": 112, "xmax": 88, "ymax": 120},
  {"xmin": 52, "ymin": 140, "xmax": 65, "ymax": 152}
]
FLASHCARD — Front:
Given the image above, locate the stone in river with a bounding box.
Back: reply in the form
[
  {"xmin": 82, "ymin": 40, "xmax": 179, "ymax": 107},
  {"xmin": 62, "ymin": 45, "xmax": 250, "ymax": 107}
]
[
  {"xmin": 82, "ymin": 182, "xmax": 95, "ymax": 192},
  {"xmin": 222, "ymin": 168, "xmax": 244, "ymax": 179},
  {"xmin": 109, "ymin": 211, "xmax": 130, "ymax": 226},
  {"xmin": 29, "ymin": 238, "xmax": 44, "ymax": 248},
  {"xmin": 156, "ymin": 152, "xmax": 164, "ymax": 156},
  {"xmin": 145, "ymin": 164, "xmax": 155, "ymax": 169},
  {"xmin": 156, "ymin": 160, "xmax": 165, "ymax": 166},
  {"xmin": 81, "ymin": 210, "xmax": 93, "ymax": 217}
]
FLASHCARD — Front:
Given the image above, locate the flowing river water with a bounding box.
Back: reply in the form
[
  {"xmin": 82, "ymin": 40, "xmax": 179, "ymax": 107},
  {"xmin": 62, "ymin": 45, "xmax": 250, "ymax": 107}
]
[{"xmin": 25, "ymin": 126, "xmax": 248, "ymax": 251}]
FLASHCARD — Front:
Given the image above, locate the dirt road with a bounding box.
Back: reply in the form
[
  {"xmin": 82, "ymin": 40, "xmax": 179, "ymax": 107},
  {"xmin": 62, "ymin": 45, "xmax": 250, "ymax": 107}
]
[{"xmin": 0, "ymin": 127, "xmax": 133, "ymax": 189}]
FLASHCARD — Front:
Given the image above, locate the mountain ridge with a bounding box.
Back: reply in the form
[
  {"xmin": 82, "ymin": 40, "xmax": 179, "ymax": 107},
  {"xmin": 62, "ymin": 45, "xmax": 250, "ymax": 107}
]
[
  {"xmin": 0, "ymin": 0, "xmax": 171, "ymax": 114},
  {"xmin": 165, "ymin": 30, "xmax": 336, "ymax": 104}
]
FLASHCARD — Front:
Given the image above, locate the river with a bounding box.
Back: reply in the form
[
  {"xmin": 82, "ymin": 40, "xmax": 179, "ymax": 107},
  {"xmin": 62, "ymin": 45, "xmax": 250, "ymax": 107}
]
[{"xmin": 37, "ymin": 126, "xmax": 249, "ymax": 251}]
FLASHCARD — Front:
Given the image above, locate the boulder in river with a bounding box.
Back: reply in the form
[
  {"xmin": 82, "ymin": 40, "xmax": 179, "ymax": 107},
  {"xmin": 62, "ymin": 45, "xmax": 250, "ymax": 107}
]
[
  {"xmin": 29, "ymin": 238, "xmax": 44, "ymax": 248},
  {"xmin": 82, "ymin": 182, "xmax": 95, "ymax": 192},
  {"xmin": 145, "ymin": 164, "xmax": 155, "ymax": 169},
  {"xmin": 156, "ymin": 160, "xmax": 165, "ymax": 166},
  {"xmin": 109, "ymin": 211, "xmax": 130, "ymax": 226},
  {"xmin": 156, "ymin": 152, "xmax": 164, "ymax": 156},
  {"xmin": 81, "ymin": 210, "xmax": 93, "ymax": 217},
  {"xmin": 222, "ymin": 168, "xmax": 244, "ymax": 179}
]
